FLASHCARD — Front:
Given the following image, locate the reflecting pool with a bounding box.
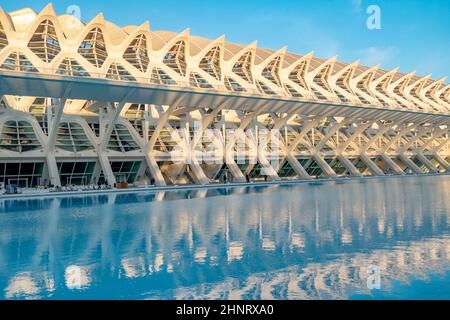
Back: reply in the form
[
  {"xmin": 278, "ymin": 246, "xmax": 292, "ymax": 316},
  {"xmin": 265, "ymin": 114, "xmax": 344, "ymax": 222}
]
[{"xmin": 0, "ymin": 175, "xmax": 449, "ymax": 299}]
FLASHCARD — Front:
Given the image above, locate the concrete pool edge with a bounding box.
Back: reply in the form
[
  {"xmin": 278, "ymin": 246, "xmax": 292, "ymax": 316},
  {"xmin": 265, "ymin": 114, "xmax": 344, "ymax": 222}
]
[{"xmin": 1, "ymin": 173, "xmax": 449, "ymax": 201}]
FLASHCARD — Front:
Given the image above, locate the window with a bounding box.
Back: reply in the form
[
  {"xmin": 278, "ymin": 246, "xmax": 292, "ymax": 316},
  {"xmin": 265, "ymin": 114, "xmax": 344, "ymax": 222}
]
[
  {"xmin": 109, "ymin": 161, "xmax": 141, "ymax": 183},
  {"xmin": 256, "ymin": 80, "xmax": 275, "ymax": 95},
  {"xmin": 335, "ymin": 69, "xmax": 354, "ymax": 102},
  {"xmin": 284, "ymin": 84, "xmax": 303, "ymax": 98},
  {"xmin": 56, "ymin": 122, "xmax": 93, "ymax": 152},
  {"xmin": 123, "ymin": 34, "xmax": 149, "ymax": 73},
  {"xmin": 199, "ymin": 46, "xmax": 221, "ymax": 80},
  {"xmin": 0, "ymin": 162, "xmax": 44, "ymax": 188},
  {"xmin": 289, "ymin": 61, "xmax": 309, "ymax": 90},
  {"xmin": 375, "ymin": 76, "xmax": 394, "ymax": 107},
  {"xmin": 58, "ymin": 162, "xmax": 96, "ymax": 185},
  {"xmin": 108, "ymin": 124, "xmax": 140, "ymax": 152},
  {"xmin": 440, "ymin": 87, "xmax": 450, "ymax": 104},
  {"xmin": 262, "ymin": 56, "xmax": 282, "ymax": 87},
  {"xmin": 28, "ymin": 20, "xmax": 61, "ymax": 63},
  {"xmin": 224, "ymin": 76, "xmax": 246, "ymax": 92},
  {"xmin": 106, "ymin": 62, "xmax": 136, "ymax": 81},
  {"xmin": 232, "ymin": 51, "xmax": 253, "ymax": 84},
  {"xmin": 0, "ymin": 120, "xmax": 41, "ymax": 152},
  {"xmin": 163, "ymin": 40, "xmax": 187, "ymax": 76},
  {"xmin": 29, "ymin": 98, "xmax": 49, "ymax": 134},
  {"xmin": 125, "ymin": 104, "xmax": 145, "ymax": 137},
  {"xmin": 78, "ymin": 28, "xmax": 108, "ymax": 68},
  {"xmin": 356, "ymin": 73, "xmax": 375, "ymax": 100},
  {"xmin": 312, "ymin": 65, "xmax": 333, "ymax": 94},
  {"xmin": 0, "ymin": 21, "xmax": 8, "ymax": 50},
  {"xmin": 56, "ymin": 58, "xmax": 90, "ymax": 77},
  {"xmin": 151, "ymin": 67, "xmax": 177, "ymax": 85},
  {"xmin": 189, "ymin": 72, "xmax": 213, "ymax": 89},
  {"xmin": 0, "ymin": 51, "xmax": 38, "ymax": 72}
]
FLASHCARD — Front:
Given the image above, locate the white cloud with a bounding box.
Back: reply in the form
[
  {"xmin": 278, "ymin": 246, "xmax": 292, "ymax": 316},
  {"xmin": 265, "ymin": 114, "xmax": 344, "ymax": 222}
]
[{"xmin": 356, "ymin": 47, "xmax": 400, "ymax": 67}]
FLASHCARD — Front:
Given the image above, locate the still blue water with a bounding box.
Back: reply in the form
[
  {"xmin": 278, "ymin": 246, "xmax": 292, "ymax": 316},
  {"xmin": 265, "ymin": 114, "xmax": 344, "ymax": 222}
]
[{"xmin": 0, "ymin": 175, "xmax": 449, "ymax": 300}]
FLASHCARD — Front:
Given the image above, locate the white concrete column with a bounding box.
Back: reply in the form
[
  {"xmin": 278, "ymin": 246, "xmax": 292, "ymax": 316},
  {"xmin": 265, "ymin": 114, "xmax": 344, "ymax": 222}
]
[
  {"xmin": 380, "ymin": 154, "xmax": 404, "ymax": 174},
  {"xmin": 360, "ymin": 153, "xmax": 385, "ymax": 176},
  {"xmin": 337, "ymin": 155, "xmax": 363, "ymax": 176},
  {"xmin": 416, "ymin": 153, "xmax": 439, "ymax": 172},
  {"xmin": 225, "ymin": 111, "xmax": 260, "ymax": 182},
  {"xmin": 398, "ymin": 154, "xmax": 423, "ymax": 174},
  {"xmin": 45, "ymin": 84, "xmax": 73, "ymax": 186},
  {"xmin": 145, "ymin": 105, "xmax": 176, "ymax": 186},
  {"xmin": 434, "ymin": 154, "xmax": 450, "ymax": 172}
]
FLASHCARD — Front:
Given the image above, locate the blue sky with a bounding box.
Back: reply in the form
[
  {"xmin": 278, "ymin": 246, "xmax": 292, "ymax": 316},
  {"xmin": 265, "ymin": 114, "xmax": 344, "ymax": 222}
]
[{"xmin": 2, "ymin": 0, "xmax": 449, "ymax": 80}]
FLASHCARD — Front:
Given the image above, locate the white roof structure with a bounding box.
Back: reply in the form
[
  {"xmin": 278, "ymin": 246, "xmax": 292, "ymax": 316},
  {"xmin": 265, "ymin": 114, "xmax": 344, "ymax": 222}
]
[{"xmin": 0, "ymin": 3, "xmax": 448, "ymax": 114}]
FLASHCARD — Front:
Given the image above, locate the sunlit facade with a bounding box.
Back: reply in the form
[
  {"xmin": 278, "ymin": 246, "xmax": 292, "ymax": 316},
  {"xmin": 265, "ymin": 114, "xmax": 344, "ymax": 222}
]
[{"xmin": 0, "ymin": 4, "xmax": 449, "ymax": 188}]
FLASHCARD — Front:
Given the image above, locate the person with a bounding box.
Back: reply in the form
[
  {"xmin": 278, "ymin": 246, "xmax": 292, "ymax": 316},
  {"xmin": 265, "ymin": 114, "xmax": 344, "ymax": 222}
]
[
  {"xmin": 150, "ymin": 178, "xmax": 155, "ymax": 185},
  {"xmin": 246, "ymin": 173, "xmax": 250, "ymax": 183},
  {"xmin": 264, "ymin": 175, "xmax": 268, "ymax": 182},
  {"xmin": 223, "ymin": 172, "xmax": 227, "ymax": 184}
]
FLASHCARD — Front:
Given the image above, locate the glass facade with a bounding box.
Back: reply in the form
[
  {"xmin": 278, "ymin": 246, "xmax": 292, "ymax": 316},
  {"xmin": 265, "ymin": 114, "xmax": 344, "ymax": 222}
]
[
  {"xmin": 0, "ymin": 51, "xmax": 38, "ymax": 72},
  {"xmin": 78, "ymin": 28, "xmax": 108, "ymax": 68},
  {"xmin": 0, "ymin": 120, "xmax": 41, "ymax": 152},
  {"xmin": 56, "ymin": 58, "xmax": 90, "ymax": 77},
  {"xmin": 56, "ymin": 122, "xmax": 94, "ymax": 152},
  {"xmin": 57, "ymin": 161, "xmax": 96, "ymax": 185},
  {"xmin": 163, "ymin": 40, "xmax": 187, "ymax": 76},
  {"xmin": 28, "ymin": 19, "xmax": 60, "ymax": 63},
  {"xmin": 107, "ymin": 124, "xmax": 140, "ymax": 152},
  {"xmin": 0, "ymin": 162, "xmax": 44, "ymax": 187},
  {"xmin": 0, "ymin": 21, "xmax": 8, "ymax": 50},
  {"xmin": 110, "ymin": 161, "xmax": 141, "ymax": 183},
  {"xmin": 199, "ymin": 46, "xmax": 221, "ymax": 80},
  {"xmin": 232, "ymin": 52, "xmax": 253, "ymax": 84},
  {"xmin": 123, "ymin": 34, "xmax": 149, "ymax": 73}
]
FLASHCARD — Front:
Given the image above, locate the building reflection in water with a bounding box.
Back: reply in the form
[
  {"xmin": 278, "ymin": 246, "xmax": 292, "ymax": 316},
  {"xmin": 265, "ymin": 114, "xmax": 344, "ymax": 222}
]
[{"xmin": 0, "ymin": 176, "xmax": 449, "ymax": 299}]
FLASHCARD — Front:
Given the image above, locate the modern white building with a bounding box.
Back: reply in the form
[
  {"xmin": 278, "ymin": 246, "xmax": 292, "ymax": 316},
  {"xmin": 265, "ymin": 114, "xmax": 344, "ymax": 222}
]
[{"xmin": 0, "ymin": 4, "xmax": 449, "ymax": 188}]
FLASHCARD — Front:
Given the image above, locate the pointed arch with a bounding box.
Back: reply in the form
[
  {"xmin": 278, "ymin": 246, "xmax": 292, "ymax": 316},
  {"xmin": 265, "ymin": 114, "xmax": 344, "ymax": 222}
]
[
  {"xmin": 163, "ymin": 40, "xmax": 187, "ymax": 76},
  {"xmin": 312, "ymin": 64, "xmax": 334, "ymax": 94},
  {"xmin": 232, "ymin": 51, "xmax": 253, "ymax": 84},
  {"xmin": 0, "ymin": 51, "xmax": 38, "ymax": 72},
  {"xmin": 334, "ymin": 67, "xmax": 356, "ymax": 101},
  {"xmin": 424, "ymin": 80, "xmax": 443, "ymax": 103},
  {"xmin": 27, "ymin": 19, "xmax": 61, "ymax": 63},
  {"xmin": 439, "ymin": 85, "xmax": 450, "ymax": 104},
  {"xmin": 391, "ymin": 75, "xmax": 412, "ymax": 103},
  {"xmin": 123, "ymin": 34, "xmax": 150, "ymax": 73},
  {"xmin": 373, "ymin": 73, "xmax": 396, "ymax": 107},
  {"xmin": 407, "ymin": 76, "xmax": 430, "ymax": 107},
  {"xmin": 78, "ymin": 27, "xmax": 108, "ymax": 68},
  {"xmin": 261, "ymin": 56, "xmax": 282, "ymax": 87},
  {"xmin": 56, "ymin": 58, "xmax": 90, "ymax": 77},
  {"xmin": 199, "ymin": 46, "xmax": 221, "ymax": 80},
  {"xmin": 288, "ymin": 60, "xmax": 309, "ymax": 91},
  {"xmin": 353, "ymin": 70, "xmax": 377, "ymax": 104}
]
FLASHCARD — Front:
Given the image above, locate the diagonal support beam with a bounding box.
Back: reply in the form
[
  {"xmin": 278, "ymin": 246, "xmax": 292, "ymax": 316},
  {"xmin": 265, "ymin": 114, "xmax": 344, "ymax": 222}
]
[
  {"xmin": 46, "ymin": 83, "xmax": 73, "ymax": 186},
  {"xmin": 398, "ymin": 154, "xmax": 423, "ymax": 174},
  {"xmin": 145, "ymin": 105, "xmax": 177, "ymax": 186}
]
